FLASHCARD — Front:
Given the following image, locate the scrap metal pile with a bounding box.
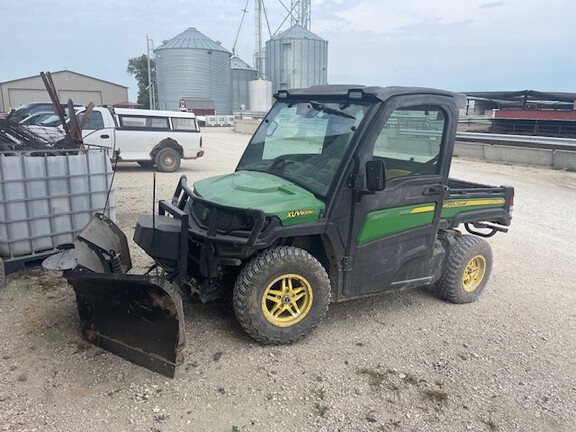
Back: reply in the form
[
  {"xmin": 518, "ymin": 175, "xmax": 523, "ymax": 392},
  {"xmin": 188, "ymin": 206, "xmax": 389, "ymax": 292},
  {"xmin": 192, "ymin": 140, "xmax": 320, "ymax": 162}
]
[
  {"xmin": 0, "ymin": 72, "xmax": 93, "ymax": 152},
  {"xmin": 0, "ymin": 119, "xmax": 52, "ymax": 151}
]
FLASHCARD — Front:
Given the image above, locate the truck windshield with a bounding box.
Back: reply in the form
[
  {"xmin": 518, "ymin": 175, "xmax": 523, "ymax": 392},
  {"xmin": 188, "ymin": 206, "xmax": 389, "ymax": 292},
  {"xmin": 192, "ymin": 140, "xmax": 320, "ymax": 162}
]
[{"xmin": 237, "ymin": 100, "xmax": 369, "ymax": 196}]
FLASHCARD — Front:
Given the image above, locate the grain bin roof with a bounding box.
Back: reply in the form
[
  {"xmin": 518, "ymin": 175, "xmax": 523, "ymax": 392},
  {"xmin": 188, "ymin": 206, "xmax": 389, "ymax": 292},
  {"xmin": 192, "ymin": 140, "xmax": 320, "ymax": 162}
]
[
  {"xmin": 230, "ymin": 56, "xmax": 255, "ymax": 71},
  {"xmin": 270, "ymin": 24, "xmax": 325, "ymax": 42},
  {"xmin": 156, "ymin": 28, "xmax": 230, "ymax": 53}
]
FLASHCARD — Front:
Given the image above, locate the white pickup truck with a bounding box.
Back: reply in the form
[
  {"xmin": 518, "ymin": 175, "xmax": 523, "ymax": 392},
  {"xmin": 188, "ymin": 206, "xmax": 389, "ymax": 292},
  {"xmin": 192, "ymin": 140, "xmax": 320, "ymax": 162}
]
[
  {"xmin": 30, "ymin": 107, "xmax": 204, "ymax": 172},
  {"xmin": 80, "ymin": 107, "xmax": 204, "ymax": 172}
]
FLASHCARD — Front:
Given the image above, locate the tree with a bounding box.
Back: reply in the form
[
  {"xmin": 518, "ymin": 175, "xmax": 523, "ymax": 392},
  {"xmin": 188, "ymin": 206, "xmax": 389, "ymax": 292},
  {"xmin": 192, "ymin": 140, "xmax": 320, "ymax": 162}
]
[{"xmin": 127, "ymin": 54, "xmax": 155, "ymax": 109}]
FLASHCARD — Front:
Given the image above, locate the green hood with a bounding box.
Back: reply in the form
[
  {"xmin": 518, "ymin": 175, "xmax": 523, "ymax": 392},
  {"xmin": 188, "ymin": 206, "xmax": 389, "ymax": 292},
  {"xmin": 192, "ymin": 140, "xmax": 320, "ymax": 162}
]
[{"xmin": 193, "ymin": 171, "xmax": 325, "ymax": 226}]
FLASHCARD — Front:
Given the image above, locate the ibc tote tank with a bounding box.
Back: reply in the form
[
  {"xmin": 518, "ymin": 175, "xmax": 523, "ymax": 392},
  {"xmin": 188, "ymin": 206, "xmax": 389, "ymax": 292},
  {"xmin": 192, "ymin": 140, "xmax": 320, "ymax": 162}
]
[
  {"xmin": 155, "ymin": 28, "xmax": 232, "ymax": 114},
  {"xmin": 265, "ymin": 24, "xmax": 328, "ymax": 95}
]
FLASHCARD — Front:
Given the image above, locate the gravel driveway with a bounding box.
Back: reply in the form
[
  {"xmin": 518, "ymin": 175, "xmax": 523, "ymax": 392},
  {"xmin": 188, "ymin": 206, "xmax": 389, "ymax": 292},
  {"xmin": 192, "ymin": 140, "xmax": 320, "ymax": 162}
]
[{"xmin": 1, "ymin": 128, "xmax": 575, "ymax": 431}]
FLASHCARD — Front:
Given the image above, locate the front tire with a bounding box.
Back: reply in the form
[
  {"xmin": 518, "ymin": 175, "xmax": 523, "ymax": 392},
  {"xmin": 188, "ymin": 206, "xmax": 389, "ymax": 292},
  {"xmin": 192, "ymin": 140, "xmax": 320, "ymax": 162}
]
[
  {"xmin": 155, "ymin": 148, "xmax": 181, "ymax": 172},
  {"xmin": 233, "ymin": 246, "xmax": 331, "ymax": 344},
  {"xmin": 437, "ymin": 235, "xmax": 493, "ymax": 303}
]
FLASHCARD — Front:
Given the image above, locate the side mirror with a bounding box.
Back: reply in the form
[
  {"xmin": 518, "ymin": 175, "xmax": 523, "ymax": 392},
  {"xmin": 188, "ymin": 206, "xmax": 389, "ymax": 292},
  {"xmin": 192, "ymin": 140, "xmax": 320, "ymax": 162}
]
[{"xmin": 365, "ymin": 159, "xmax": 386, "ymax": 192}]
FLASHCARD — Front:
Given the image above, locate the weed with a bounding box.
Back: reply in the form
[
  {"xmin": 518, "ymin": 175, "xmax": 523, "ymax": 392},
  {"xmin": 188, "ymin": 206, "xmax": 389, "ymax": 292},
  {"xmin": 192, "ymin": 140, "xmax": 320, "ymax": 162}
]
[
  {"xmin": 481, "ymin": 418, "xmax": 499, "ymax": 431},
  {"xmin": 312, "ymin": 388, "xmax": 325, "ymax": 400},
  {"xmin": 232, "ymin": 426, "xmax": 240, "ymax": 432},
  {"xmin": 314, "ymin": 402, "xmax": 328, "ymax": 417},
  {"xmin": 566, "ymin": 166, "xmax": 576, "ymax": 173},
  {"xmin": 358, "ymin": 368, "xmax": 387, "ymax": 386},
  {"xmin": 402, "ymin": 372, "xmax": 419, "ymax": 385},
  {"xmin": 422, "ymin": 389, "xmax": 449, "ymax": 405}
]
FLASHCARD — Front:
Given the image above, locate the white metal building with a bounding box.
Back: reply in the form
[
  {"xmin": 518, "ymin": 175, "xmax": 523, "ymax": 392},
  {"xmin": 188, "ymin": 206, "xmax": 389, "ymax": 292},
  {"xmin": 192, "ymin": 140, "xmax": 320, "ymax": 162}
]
[{"xmin": 0, "ymin": 70, "xmax": 129, "ymax": 112}]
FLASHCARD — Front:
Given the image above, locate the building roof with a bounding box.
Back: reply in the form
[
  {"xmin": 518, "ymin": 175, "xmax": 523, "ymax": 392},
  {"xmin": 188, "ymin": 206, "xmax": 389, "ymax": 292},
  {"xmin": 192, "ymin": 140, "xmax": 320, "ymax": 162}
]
[
  {"xmin": 0, "ymin": 70, "xmax": 128, "ymax": 88},
  {"xmin": 230, "ymin": 56, "xmax": 255, "ymax": 71},
  {"xmin": 465, "ymin": 90, "xmax": 576, "ymax": 105},
  {"xmin": 270, "ymin": 24, "xmax": 325, "ymax": 42},
  {"xmin": 156, "ymin": 28, "xmax": 230, "ymax": 53}
]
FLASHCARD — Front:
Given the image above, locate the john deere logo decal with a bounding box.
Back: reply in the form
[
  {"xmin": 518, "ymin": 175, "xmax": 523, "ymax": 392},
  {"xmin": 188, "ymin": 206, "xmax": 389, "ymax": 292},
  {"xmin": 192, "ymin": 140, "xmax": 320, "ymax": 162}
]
[{"xmin": 287, "ymin": 209, "xmax": 315, "ymax": 219}]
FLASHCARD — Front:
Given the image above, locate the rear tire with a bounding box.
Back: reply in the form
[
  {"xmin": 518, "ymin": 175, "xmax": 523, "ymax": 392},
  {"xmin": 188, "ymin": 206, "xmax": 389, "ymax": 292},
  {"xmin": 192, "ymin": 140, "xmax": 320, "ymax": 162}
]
[
  {"xmin": 437, "ymin": 235, "xmax": 493, "ymax": 303},
  {"xmin": 233, "ymin": 246, "xmax": 331, "ymax": 345},
  {"xmin": 155, "ymin": 148, "xmax": 181, "ymax": 173},
  {"xmin": 137, "ymin": 160, "xmax": 154, "ymax": 168}
]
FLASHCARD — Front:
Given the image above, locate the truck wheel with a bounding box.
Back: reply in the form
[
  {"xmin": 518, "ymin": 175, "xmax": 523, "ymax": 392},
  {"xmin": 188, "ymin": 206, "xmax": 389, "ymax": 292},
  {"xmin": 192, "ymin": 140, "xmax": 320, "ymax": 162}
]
[
  {"xmin": 137, "ymin": 160, "xmax": 154, "ymax": 168},
  {"xmin": 233, "ymin": 246, "xmax": 331, "ymax": 345},
  {"xmin": 437, "ymin": 235, "xmax": 492, "ymax": 303},
  {"xmin": 155, "ymin": 148, "xmax": 181, "ymax": 173}
]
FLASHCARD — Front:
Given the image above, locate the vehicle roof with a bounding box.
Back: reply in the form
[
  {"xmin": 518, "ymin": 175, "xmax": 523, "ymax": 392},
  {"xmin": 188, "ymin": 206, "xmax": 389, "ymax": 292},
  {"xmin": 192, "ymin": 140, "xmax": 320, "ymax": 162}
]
[
  {"xmin": 276, "ymin": 85, "xmax": 467, "ymax": 108},
  {"xmin": 97, "ymin": 107, "xmax": 197, "ymax": 119}
]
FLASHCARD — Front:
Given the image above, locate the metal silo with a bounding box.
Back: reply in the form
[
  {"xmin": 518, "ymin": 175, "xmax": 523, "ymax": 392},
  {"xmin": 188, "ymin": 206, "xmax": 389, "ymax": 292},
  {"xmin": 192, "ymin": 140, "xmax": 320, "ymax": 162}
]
[
  {"xmin": 231, "ymin": 56, "xmax": 257, "ymax": 111},
  {"xmin": 155, "ymin": 28, "xmax": 232, "ymax": 114},
  {"xmin": 265, "ymin": 24, "xmax": 328, "ymax": 95}
]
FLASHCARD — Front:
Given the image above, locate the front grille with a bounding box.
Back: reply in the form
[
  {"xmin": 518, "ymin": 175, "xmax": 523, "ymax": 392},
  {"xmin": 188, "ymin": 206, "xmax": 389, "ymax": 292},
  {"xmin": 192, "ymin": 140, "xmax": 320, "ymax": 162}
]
[{"xmin": 192, "ymin": 201, "xmax": 235, "ymax": 232}]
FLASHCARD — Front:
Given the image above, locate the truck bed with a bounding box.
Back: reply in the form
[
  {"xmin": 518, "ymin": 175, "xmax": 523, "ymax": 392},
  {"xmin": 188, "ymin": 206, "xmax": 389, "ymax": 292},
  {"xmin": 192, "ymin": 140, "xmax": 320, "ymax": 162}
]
[{"xmin": 441, "ymin": 178, "xmax": 514, "ymax": 230}]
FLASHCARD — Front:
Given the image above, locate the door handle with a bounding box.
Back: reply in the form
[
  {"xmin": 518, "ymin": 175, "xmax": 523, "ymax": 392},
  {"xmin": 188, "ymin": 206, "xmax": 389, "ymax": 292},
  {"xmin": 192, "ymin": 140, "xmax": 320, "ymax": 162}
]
[
  {"xmin": 423, "ymin": 185, "xmax": 445, "ymax": 195},
  {"xmin": 100, "ymin": 134, "xmax": 110, "ymax": 139}
]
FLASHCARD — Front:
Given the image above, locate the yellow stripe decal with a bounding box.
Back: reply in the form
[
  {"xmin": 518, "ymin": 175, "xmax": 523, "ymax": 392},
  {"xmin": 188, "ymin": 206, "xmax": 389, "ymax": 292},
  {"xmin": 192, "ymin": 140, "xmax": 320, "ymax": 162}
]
[
  {"xmin": 410, "ymin": 205, "xmax": 436, "ymax": 214},
  {"xmin": 442, "ymin": 198, "xmax": 505, "ymax": 209}
]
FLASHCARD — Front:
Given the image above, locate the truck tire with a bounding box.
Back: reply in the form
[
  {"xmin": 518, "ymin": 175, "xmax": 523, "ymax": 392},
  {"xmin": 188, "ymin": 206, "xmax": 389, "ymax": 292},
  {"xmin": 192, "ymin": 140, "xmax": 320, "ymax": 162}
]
[
  {"xmin": 436, "ymin": 235, "xmax": 492, "ymax": 303},
  {"xmin": 0, "ymin": 258, "xmax": 5, "ymax": 288},
  {"xmin": 137, "ymin": 160, "xmax": 155, "ymax": 168},
  {"xmin": 233, "ymin": 246, "xmax": 331, "ymax": 345},
  {"xmin": 155, "ymin": 148, "xmax": 181, "ymax": 173}
]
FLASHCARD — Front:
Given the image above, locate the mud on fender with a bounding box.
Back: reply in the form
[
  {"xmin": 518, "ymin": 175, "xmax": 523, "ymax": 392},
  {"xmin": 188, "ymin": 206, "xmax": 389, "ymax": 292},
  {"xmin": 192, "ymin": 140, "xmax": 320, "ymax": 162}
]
[{"xmin": 65, "ymin": 271, "xmax": 185, "ymax": 378}]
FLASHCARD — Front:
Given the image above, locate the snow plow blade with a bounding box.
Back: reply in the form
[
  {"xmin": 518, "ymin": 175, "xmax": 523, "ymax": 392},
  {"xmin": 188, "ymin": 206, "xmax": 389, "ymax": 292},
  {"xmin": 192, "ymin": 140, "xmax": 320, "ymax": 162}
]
[
  {"xmin": 43, "ymin": 213, "xmax": 185, "ymax": 377},
  {"xmin": 65, "ymin": 271, "xmax": 185, "ymax": 378}
]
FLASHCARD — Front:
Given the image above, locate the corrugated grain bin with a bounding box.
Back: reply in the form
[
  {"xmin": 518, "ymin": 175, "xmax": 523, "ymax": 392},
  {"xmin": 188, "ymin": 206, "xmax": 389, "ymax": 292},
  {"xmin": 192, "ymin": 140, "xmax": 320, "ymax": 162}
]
[
  {"xmin": 265, "ymin": 24, "xmax": 328, "ymax": 96},
  {"xmin": 155, "ymin": 28, "xmax": 233, "ymax": 114},
  {"xmin": 0, "ymin": 148, "xmax": 115, "ymax": 274}
]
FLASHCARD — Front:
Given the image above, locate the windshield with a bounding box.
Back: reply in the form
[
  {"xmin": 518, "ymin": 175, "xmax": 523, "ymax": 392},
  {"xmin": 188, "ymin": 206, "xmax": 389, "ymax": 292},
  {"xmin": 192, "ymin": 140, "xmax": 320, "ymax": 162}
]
[{"xmin": 237, "ymin": 100, "xmax": 370, "ymax": 196}]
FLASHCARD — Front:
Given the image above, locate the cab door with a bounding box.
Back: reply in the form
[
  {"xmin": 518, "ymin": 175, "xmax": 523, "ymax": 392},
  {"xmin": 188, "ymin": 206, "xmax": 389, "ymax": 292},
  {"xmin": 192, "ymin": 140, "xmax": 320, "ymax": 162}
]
[
  {"xmin": 342, "ymin": 95, "xmax": 457, "ymax": 299},
  {"xmin": 81, "ymin": 110, "xmax": 114, "ymax": 150}
]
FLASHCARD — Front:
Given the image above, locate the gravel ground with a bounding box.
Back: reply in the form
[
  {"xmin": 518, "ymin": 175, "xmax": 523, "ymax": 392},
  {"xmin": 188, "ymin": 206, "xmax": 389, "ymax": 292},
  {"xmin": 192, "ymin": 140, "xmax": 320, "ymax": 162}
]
[{"xmin": 1, "ymin": 128, "xmax": 575, "ymax": 432}]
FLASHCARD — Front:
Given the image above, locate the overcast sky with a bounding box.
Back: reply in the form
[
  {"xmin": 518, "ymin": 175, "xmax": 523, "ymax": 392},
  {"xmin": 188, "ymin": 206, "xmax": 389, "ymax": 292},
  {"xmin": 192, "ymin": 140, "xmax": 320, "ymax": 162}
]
[{"xmin": 1, "ymin": 0, "xmax": 574, "ymax": 101}]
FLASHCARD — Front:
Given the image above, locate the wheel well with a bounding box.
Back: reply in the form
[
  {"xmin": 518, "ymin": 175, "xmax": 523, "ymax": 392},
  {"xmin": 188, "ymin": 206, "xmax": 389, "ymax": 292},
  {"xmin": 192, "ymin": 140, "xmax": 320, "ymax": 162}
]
[
  {"xmin": 287, "ymin": 235, "xmax": 340, "ymax": 301},
  {"xmin": 150, "ymin": 138, "xmax": 183, "ymax": 158}
]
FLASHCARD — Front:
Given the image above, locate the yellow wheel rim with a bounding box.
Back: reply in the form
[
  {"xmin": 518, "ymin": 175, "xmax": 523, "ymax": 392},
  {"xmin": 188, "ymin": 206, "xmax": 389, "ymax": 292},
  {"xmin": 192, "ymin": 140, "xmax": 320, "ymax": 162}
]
[
  {"xmin": 261, "ymin": 274, "xmax": 313, "ymax": 327},
  {"xmin": 462, "ymin": 255, "xmax": 486, "ymax": 293}
]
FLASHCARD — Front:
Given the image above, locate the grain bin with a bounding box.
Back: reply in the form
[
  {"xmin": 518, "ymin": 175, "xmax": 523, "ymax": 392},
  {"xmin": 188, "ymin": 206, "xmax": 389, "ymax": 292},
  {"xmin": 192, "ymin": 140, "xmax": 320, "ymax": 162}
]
[
  {"xmin": 265, "ymin": 24, "xmax": 328, "ymax": 95},
  {"xmin": 231, "ymin": 56, "xmax": 257, "ymax": 111},
  {"xmin": 155, "ymin": 28, "xmax": 233, "ymax": 114}
]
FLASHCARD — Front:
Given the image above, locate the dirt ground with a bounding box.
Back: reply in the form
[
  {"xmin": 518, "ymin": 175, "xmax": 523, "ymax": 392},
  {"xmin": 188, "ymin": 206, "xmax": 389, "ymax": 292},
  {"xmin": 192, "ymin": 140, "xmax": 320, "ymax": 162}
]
[{"xmin": 1, "ymin": 128, "xmax": 575, "ymax": 432}]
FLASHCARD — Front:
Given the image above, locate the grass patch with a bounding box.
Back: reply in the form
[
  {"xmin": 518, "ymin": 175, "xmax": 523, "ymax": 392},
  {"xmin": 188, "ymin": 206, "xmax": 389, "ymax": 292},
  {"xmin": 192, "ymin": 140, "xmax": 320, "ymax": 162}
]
[{"xmin": 566, "ymin": 166, "xmax": 576, "ymax": 173}]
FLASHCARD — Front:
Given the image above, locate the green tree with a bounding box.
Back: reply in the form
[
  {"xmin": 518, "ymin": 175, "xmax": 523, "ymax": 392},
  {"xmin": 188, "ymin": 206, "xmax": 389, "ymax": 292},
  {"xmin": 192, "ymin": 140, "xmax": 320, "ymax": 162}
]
[{"xmin": 127, "ymin": 54, "xmax": 155, "ymax": 109}]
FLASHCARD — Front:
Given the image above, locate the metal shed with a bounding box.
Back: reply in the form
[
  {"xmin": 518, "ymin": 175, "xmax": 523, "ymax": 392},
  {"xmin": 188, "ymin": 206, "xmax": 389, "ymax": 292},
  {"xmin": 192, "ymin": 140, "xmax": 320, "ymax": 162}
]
[{"xmin": 0, "ymin": 70, "xmax": 129, "ymax": 113}]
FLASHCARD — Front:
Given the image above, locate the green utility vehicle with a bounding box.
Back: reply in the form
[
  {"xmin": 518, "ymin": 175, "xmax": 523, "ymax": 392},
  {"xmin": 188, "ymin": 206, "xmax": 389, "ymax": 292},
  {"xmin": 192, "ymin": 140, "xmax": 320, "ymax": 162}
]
[{"xmin": 45, "ymin": 85, "xmax": 514, "ymax": 377}]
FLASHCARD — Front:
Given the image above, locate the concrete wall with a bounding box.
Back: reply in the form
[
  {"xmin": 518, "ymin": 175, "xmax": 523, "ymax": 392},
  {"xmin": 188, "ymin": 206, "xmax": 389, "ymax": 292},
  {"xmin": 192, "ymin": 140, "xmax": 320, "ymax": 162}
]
[{"xmin": 455, "ymin": 141, "xmax": 576, "ymax": 169}]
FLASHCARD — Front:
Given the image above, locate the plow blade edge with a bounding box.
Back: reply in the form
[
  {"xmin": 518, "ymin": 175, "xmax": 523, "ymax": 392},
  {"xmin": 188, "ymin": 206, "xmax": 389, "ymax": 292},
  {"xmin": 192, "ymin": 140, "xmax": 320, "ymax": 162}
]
[{"xmin": 65, "ymin": 271, "xmax": 185, "ymax": 378}]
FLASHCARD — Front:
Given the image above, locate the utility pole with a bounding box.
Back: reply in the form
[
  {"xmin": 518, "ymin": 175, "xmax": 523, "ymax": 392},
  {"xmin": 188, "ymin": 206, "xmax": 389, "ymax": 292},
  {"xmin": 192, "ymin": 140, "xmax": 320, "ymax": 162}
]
[{"xmin": 146, "ymin": 35, "xmax": 156, "ymax": 110}]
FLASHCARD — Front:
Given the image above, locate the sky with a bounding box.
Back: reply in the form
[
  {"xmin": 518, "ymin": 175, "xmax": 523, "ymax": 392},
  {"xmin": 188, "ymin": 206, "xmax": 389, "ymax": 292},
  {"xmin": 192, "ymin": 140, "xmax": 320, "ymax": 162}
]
[{"xmin": 0, "ymin": 0, "xmax": 574, "ymax": 101}]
